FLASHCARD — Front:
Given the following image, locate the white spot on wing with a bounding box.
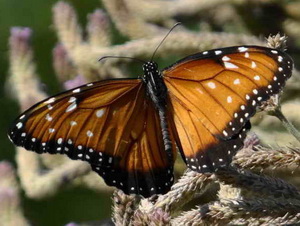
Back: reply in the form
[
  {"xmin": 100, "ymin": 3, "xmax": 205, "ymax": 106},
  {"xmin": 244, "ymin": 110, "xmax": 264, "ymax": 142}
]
[
  {"xmin": 254, "ymin": 75, "xmax": 260, "ymax": 80},
  {"xmin": 16, "ymin": 122, "xmax": 23, "ymax": 129},
  {"xmin": 46, "ymin": 114, "xmax": 53, "ymax": 121},
  {"xmin": 222, "ymin": 56, "xmax": 230, "ymax": 61},
  {"xmin": 87, "ymin": 130, "xmax": 94, "ymax": 137},
  {"xmin": 68, "ymin": 97, "xmax": 76, "ymax": 103},
  {"xmin": 227, "ymin": 96, "xmax": 232, "ymax": 103},
  {"xmin": 66, "ymin": 103, "xmax": 77, "ymax": 112},
  {"xmin": 96, "ymin": 109, "xmax": 105, "ymax": 118},
  {"xmin": 57, "ymin": 138, "xmax": 63, "ymax": 144},
  {"xmin": 73, "ymin": 88, "xmax": 81, "ymax": 93},
  {"xmin": 207, "ymin": 82, "xmax": 216, "ymax": 89},
  {"xmin": 70, "ymin": 121, "xmax": 77, "ymax": 126},
  {"xmin": 224, "ymin": 62, "xmax": 238, "ymax": 69},
  {"xmin": 234, "ymin": 79, "xmax": 240, "ymax": 85},
  {"xmin": 238, "ymin": 47, "xmax": 248, "ymax": 52},
  {"xmin": 45, "ymin": 97, "xmax": 56, "ymax": 104},
  {"xmin": 251, "ymin": 61, "xmax": 257, "ymax": 68},
  {"xmin": 215, "ymin": 50, "xmax": 222, "ymax": 55}
]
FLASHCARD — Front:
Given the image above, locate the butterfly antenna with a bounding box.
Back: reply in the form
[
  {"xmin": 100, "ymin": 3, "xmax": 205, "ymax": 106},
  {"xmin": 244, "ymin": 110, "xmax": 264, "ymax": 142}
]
[
  {"xmin": 98, "ymin": 56, "xmax": 146, "ymax": 64},
  {"xmin": 151, "ymin": 22, "xmax": 181, "ymax": 62}
]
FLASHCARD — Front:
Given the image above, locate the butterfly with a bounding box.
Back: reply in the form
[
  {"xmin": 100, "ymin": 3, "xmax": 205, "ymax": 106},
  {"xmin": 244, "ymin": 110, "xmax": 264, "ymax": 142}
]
[{"xmin": 8, "ymin": 45, "xmax": 293, "ymax": 197}]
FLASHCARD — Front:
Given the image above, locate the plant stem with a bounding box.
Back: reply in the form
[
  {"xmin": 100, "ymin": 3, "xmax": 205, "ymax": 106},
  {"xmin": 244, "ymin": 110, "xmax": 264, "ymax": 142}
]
[{"xmin": 273, "ymin": 108, "xmax": 300, "ymax": 143}]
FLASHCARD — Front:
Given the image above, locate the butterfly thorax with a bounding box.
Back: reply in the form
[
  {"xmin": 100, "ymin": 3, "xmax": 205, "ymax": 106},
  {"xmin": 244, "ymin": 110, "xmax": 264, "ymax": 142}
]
[{"xmin": 142, "ymin": 61, "xmax": 168, "ymax": 109}]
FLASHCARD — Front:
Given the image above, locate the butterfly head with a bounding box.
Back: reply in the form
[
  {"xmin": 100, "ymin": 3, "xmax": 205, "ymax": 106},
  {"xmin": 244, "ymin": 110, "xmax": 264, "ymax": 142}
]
[
  {"xmin": 142, "ymin": 61, "xmax": 158, "ymax": 72},
  {"xmin": 142, "ymin": 61, "xmax": 160, "ymax": 81}
]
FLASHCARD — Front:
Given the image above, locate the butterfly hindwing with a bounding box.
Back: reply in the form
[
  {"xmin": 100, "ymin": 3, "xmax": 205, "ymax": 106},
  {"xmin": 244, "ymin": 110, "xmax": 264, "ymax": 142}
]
[
  {"xmin": 168, "ymin": 91, "xmax": 251, "ymax": 172},
  {"xmin": 91, "ymin": 97, "xmax": 176, "ymax": 196},
  {"xmin": 8, "ymin": 79, "xmax": 176, "ymax": 197}
]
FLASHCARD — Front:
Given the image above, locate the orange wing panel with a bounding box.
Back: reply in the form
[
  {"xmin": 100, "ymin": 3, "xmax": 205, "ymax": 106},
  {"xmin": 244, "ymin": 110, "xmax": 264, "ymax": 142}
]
[
  {"xmin": 164, "ymin": 59, "xmax": 224, "ymax": 80},
  {"xmin": 170, "ymin": 94, "xmax": 249, "ymax": 172}
]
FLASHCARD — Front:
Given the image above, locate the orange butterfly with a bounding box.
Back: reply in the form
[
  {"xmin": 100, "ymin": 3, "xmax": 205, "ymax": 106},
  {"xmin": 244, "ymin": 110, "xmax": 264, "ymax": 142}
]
[{"xmin": 8, "ymin": 45, "xmax": 293, "ymax": 197}]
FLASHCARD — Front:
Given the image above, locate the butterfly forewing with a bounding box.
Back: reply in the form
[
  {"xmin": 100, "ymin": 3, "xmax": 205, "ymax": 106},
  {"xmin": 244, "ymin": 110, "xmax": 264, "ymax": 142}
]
[
  {"xmin": 11, "ymin": 80, "xmax": 139, "ymax": 151},
  {"xmin": 163, "ymin": 46, "xmax": 293, "ymax": 171},
  {"xmin": 8, "ymin": 79, "xmax": 176, "ymax": 197}
]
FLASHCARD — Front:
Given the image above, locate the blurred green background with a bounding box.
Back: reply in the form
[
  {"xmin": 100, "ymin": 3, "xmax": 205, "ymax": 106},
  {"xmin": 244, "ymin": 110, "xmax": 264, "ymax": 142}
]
[{"xmin": 0, "ymin": 0, "xmax": 112, "ymax": 225}]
